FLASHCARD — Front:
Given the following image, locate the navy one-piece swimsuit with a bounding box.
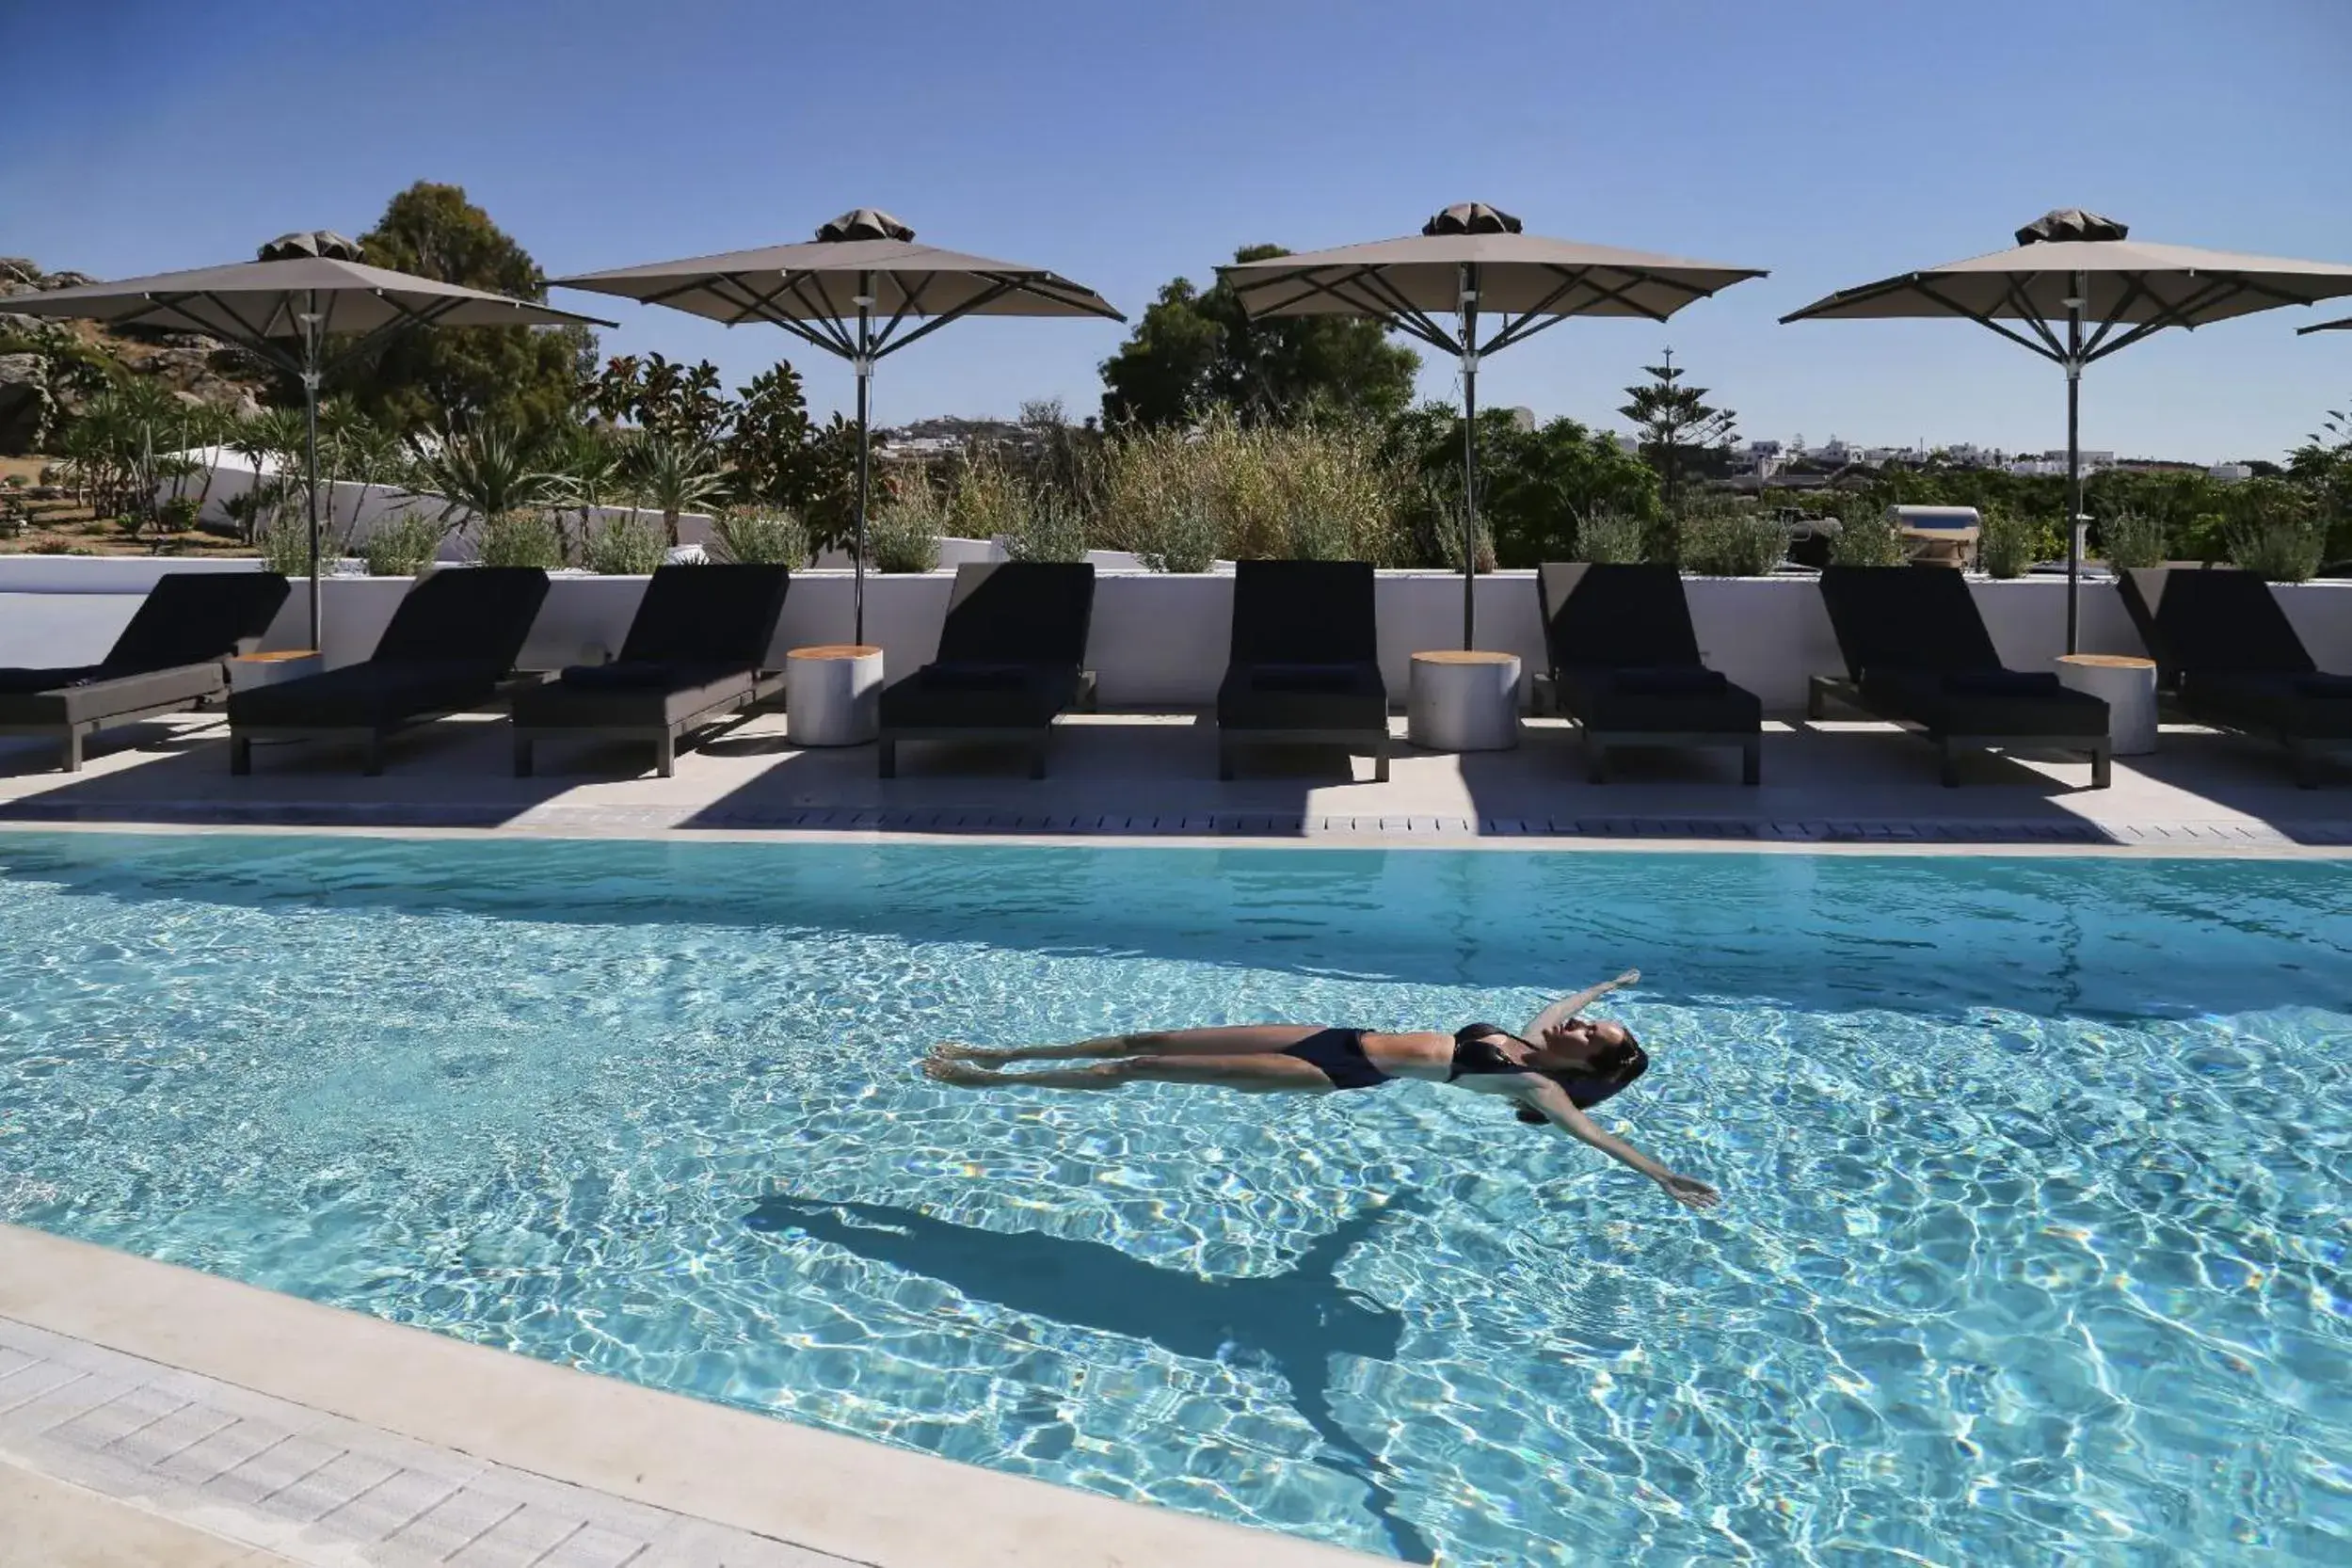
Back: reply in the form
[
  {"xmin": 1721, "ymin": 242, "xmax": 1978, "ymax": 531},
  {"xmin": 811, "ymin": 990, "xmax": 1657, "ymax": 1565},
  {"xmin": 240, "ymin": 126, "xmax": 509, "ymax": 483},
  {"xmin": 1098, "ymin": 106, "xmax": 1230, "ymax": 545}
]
[{"xmin": 1279, "ymin": 1024, "xmax": 1531, "ymax": 1091}]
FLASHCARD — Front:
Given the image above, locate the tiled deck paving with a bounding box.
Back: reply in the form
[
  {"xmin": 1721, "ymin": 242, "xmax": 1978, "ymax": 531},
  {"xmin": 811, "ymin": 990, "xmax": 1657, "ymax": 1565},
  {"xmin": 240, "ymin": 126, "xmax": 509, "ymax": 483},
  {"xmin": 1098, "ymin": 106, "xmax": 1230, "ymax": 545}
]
[
  {"xmin": 0, "ymin": 709, "xmax": 2345, "ymax": 849},
  {"xmin": 0, "ymin": 1230, "xmax": 1379, "ymax": 1568}
]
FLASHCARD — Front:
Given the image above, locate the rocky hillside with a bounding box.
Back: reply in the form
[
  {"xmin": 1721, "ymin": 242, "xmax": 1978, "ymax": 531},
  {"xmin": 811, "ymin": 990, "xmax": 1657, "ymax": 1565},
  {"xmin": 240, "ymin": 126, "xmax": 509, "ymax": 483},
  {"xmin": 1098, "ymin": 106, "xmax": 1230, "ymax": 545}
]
[{"xmin": 0, "ymin": 259, "xmax": 272, "ymax": 454}]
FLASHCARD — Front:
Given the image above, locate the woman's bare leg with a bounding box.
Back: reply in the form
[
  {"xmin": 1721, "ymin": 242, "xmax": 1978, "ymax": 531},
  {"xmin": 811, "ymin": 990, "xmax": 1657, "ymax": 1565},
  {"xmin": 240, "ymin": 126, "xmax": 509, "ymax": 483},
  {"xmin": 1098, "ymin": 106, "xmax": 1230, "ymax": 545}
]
[
  {"xmin": 924, "ymin": 1051, "xmax": 1333, "ymax": 1093},
  {"xmin": 934, "ymin": 1024, "xmax": 1322, "ymax": 1066}
]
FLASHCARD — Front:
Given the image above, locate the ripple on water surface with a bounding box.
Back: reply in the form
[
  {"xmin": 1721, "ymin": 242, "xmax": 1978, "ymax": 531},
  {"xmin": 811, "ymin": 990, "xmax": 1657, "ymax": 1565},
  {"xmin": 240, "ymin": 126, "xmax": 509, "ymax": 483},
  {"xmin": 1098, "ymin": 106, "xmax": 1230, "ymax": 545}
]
[{"xmin": 1, "ymin": 834, "xmax": 2348, "ymax": 1565}]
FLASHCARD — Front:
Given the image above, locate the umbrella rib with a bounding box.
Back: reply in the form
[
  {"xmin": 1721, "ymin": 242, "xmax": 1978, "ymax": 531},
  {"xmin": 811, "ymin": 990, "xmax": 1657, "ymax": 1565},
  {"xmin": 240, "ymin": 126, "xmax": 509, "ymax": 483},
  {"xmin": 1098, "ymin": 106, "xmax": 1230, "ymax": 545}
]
[
  {"xmin": 876, "ymin": 280, "xmax": 1020, "ymax": 360},
  {"xmin": 2085, "ymin": 276, "xmax": 2240, "ymax": 362},
  {"xmin": 1996, "ymin": 280, "xmax": 2071, "ymax": 358},
  {"xmin": 782, "ymin": 274, "xmax": 862, "ymax": 356},
  {"xmin": 868, "ymin": 274, "xmax": 932, "ymax": 354},
  {"xmin": 1336, "ymin": 270, "xmax": 1460, "ymax": 353},
  {"xmin": 706, "ymin": 274, "xmax": 851, "ymax": 354},
  {"xmin": 2080, "ymin": 275, "xmax": 2156, "ymax": 358},
  {"xmin": 1779, "ymin": 272, "xmax": 1922, "ymax": 324}
]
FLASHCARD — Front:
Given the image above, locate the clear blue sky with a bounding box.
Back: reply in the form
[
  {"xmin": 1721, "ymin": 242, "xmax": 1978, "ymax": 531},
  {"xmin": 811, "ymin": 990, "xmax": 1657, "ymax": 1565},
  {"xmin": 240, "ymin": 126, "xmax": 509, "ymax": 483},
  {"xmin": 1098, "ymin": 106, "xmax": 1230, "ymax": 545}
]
[{"xmin": 4, "ymin": 0, "xmax": 2346, "ymax": 460}]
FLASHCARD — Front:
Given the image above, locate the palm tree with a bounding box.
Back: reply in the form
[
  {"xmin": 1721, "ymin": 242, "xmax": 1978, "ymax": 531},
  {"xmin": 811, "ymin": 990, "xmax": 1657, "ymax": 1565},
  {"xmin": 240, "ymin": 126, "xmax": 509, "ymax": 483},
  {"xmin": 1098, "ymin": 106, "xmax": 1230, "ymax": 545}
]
[
  {"xmin": 408, "ymin": 419, "xmax": 566, "ymax": 537},
  {"xmin": 542, "ymin": 423, "xmax": 631, "ymax": 559},
  {"xmin": 624, "ymin": 430, "xmax": 729, "ymax": 546}
]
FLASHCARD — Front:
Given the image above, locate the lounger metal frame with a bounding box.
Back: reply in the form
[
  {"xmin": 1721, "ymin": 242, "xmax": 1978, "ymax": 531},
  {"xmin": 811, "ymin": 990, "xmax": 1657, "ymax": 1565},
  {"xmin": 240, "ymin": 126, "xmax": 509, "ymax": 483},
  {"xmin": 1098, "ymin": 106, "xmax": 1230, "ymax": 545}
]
[
  {"xmin": 0, "ymin": 684, "xmax": 224, "ymax": 774},
  {"xmin": 512, "ymin": 673, "xmax": 781, "ymax": 779},
  {"xmin": 1217, "ymin": 723, "xmax": 1391, "ymax": 785},
  {"xmin": 1808, "ymin": 675, "xmax": 2113, "ymax": 789},
  {"xmin": 878, "ymin": 671, "xmax": 1098, "ymax": 780}
]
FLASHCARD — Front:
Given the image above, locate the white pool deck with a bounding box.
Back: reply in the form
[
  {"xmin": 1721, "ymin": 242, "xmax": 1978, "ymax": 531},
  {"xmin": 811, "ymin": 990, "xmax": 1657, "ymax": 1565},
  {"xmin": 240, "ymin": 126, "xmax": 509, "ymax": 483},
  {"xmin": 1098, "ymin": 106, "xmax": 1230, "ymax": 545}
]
[
  {"xmin": 4, "ymin": 708, "xmax": 2347, "ymax": 1564},
  {"xmin": 0, "ymin": 706, "xmax": 2346, "ymax": 853}
]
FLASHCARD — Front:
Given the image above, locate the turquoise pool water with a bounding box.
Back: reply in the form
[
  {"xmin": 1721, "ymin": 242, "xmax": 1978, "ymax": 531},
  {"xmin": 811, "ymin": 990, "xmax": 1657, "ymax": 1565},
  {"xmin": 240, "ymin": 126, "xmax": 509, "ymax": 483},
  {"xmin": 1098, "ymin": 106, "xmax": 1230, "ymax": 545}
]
[{"xmin": 0, "ymin": 832, "xmax": 2345, "ymax": 1565}]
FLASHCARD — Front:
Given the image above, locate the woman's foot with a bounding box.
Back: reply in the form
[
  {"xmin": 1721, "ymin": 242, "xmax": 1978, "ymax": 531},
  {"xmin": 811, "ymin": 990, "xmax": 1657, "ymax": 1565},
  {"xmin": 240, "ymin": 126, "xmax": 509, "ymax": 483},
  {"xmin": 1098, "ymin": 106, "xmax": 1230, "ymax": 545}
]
[
  {"xmin": 931, "ymin": 1042, "xmax": 1011, "ymax": 1065},
  {"xmin": 922, "ymin": 1058, "xmax": 998, "ymax": 1086}
]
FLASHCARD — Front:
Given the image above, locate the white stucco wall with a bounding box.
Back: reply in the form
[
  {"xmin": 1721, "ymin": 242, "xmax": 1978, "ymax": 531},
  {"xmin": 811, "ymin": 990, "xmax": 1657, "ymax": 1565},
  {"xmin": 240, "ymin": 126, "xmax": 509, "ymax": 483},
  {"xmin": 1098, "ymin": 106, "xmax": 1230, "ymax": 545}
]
[{"xmin": 5, "ymin": 555, "xmax": 2347, "ymax": 711}]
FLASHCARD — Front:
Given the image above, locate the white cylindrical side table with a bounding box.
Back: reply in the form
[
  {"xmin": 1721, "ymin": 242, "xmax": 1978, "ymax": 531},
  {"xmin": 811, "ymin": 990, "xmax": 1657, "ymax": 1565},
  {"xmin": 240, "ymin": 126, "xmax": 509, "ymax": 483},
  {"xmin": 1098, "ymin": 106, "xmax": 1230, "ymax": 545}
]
[
  {"xmin": 786, "ymin": 644, "xmax": 884, "ymax": 746},
  {"xmin": 2056, "ymin": 653, "xmax": 2157, "ymax": 755},
  {"xmin": 1407, "ymin": 650, "xmax": 1523, "ymax": 752},
  {"xmin": 228, "ymin": 650, "xmax": 324, "ymax": 692}
]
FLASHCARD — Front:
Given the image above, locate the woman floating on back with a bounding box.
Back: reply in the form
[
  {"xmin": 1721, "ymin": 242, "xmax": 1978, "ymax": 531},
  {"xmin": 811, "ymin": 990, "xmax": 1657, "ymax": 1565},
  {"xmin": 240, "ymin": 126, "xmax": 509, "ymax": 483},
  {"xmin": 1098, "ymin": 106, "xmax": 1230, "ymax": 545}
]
[{"xmin": 926, "ymin": 969, "xmax": 1719, "ymax": 1209}]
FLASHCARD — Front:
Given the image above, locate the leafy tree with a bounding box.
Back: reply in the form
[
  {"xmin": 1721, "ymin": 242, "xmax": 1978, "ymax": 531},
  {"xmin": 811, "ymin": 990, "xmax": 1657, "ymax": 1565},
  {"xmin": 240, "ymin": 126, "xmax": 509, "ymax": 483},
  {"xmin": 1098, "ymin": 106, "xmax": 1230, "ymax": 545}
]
[
  {"xmin": 2290, "ymin": 396, "xmax": 2352, "ymax": 562},
  {"xmin": 1619, "ymin": 349, "xmax": 1736, "ymax": 513},
  {"xmin": 1389, "ymin": 404, "xmax": 1658, "ymax": 568},
  {"xmin": 588, "ymin": 353, "xmax": 729, "ymax": 444},
  {"xmin": 1099, "ymin": 245, "xmax": 1420, "ymax": 428},
  {"xmin": 725, "ymin": 360, "xmax": 860, "ymax": 551},
  {"xmin": 330, "ymin": 182, "xmax": 596, "ymax": 438}
]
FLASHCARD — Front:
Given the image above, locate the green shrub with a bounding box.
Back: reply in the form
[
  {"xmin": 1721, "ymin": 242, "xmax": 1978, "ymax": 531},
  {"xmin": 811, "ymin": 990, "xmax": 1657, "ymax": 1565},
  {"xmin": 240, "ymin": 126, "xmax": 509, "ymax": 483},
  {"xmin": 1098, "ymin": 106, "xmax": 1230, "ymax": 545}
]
[
  {"xmin": 1828, "ymin": 505, "xmax": 1908, "ymax": 567},
  {"xmin": 1977, "ymin": 506, "xmax": 2040, "ymax": 579},
  {"xmin": 866, "ymin": 470, "xmax": 946, "ymax": 572},
  {"xmin": 360, "ymin": 509, "xmax": 446, "ymax": 576},
  {"xmin": 1003, "ymin": 491, "xmax": 1089, "ymax": 563},
  {"xmin": 1679, "ymin": 505, "xmax": 1785, "ymax": 576},
  {"xmin": 2098, "ymin": 508, "xmax": 2168, "ymax": 570},
  {"xmin": 2229, "ymin": 518, "xmax": 2326, "ymax": 583},
  {"xmin": 254, "ymin": 513, "xmax": 319, "ymax": 575},
  {"xmin": 1569, "ymin": 506, "xmax": 1645, "ymax": 564},
  {"xmin": 474, "ymin": 509, "xmax": 566, "ymax": 569},
  {"xmin": 1136, "ymin": 503, "xmax": 1222, "ymax": 572},
  {"xmin": 708, "ymin": 509, "xmax": 808, "ymax": 567},
  {"xmin": 949, "ymin": 448, "xmax": 1035, "ymax": 544},
  {"xmin": 865, "ymin": 508, "xmax": 943, "ymax": 572},
  {"xmin": 582, "ymin": 514, "xmax": 665, "ymax": 575},
  {"xmin": 158, "ymin": 495, "xmax": 201, "ymax": 534}
]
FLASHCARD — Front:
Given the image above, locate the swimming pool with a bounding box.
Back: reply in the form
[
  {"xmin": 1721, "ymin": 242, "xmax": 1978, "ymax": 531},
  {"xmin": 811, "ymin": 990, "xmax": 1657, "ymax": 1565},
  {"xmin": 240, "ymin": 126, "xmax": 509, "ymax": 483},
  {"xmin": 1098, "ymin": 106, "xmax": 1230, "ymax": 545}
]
[{"xmin": 0, "ymin": 832, "xmax": 2345, "ymax": 1565}]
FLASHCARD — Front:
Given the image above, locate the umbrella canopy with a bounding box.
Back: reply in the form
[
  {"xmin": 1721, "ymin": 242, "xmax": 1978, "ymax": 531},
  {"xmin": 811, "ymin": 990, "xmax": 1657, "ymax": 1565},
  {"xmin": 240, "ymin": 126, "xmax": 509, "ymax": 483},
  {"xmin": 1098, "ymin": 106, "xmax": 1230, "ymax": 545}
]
[
  {"xmin": 6, "ymin": 231, "xmax": 605, "ymax": 344},
  {"xmin": 1783, "ymin": 208, "xmax": 2352, "ymax": 652},
  {"xmin": 556, "ymin": 209, "xmax": 1123, "ymax": 643},
  {"xmin": 8, "ymin": 232, "xmax": 611, "ymax": 646},
  {"xmin": 2300, "ymin": 315, "xmax": 2352, "ymax": 335},
  {"xmin": 1220, "ymin": 203, "xmax": 1767, "ymax": 648}
]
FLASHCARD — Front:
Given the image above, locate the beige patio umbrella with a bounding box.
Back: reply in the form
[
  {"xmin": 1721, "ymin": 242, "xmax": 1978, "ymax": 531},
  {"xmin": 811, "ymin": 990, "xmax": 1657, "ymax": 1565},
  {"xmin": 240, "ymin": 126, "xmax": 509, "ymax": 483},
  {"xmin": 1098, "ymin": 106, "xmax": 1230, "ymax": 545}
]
[
  {"xmin": 1783, "ymin": 208, "xmax": 2352, "ymax": 650},
  {"xmin": 555, "ymin": 210, "xmax": 1124, "ymax": 643},
  {"xmin": 5, "ymin": 231, "xmax": 612, "ymax": 648},
  {"xmin": 1219, "ymin": 202, "xmax": 1767, "ymax": 648}
]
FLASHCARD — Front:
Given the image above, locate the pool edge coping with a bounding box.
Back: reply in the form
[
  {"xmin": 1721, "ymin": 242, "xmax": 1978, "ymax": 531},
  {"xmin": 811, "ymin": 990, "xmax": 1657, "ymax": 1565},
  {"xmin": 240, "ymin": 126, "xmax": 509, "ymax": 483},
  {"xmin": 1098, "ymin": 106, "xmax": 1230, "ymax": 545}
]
[
  {"xmin": 3, "ymin": 816, "xmax": 2350, "ymax": 858},
  {"xmin": 0, "ymin": 1224, "xmax": 1385, "ymax": 1568}
]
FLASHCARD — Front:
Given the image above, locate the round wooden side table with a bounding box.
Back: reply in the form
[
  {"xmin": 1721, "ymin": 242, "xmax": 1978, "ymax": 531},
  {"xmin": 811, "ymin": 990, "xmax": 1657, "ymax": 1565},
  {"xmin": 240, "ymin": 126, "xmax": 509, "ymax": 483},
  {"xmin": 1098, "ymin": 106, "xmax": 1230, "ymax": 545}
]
[
  {"xmin": 2056, "ymin": 653, "xmax": 2157, "ymax": 755},
  {"xmin": 786, "ymin": 644, "xmax": 884, "ymax": 746},
  {"xmin": 1407, "ymin": 649, "xmax": 1523, "ymax": 752}
]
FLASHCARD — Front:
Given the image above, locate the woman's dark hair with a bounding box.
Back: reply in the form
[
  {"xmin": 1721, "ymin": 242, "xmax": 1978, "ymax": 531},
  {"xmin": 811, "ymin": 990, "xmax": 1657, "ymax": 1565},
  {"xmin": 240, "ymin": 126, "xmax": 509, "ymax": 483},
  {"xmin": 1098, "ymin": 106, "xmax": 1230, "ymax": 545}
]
[{"xmin": 1514, "ymin": 1030, "xmax": 1648, "ymax": 1124}]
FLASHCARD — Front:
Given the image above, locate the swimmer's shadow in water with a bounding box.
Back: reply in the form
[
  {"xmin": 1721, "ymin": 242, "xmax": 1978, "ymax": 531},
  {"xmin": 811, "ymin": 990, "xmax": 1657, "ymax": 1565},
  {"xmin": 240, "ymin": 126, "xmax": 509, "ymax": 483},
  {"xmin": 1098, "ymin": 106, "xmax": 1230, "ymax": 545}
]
[{"xmin": 744, "ymin": 1193, "xmax": 1436, "ymax": 1564}]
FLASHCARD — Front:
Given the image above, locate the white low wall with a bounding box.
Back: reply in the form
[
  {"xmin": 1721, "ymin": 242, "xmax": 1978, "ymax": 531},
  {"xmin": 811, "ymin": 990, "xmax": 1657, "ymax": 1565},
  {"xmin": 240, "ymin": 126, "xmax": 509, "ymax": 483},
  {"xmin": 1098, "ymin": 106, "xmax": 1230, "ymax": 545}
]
[{"xmin": 5, "ymin": 555, "xmax": 2347, "ymax": 712}]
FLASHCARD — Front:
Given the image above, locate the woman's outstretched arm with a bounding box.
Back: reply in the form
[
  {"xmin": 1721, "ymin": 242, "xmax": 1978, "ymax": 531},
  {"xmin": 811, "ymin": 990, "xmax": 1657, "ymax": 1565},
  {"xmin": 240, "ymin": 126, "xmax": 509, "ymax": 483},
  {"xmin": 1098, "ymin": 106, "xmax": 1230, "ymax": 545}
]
[
  {"xmin": 1516, "ymin": 1078, "xmax": 1720, "ymax": 1209},
  {"xmin": 1521, "ymin": 968, "xmax": 1640, "ymax": 1041}
]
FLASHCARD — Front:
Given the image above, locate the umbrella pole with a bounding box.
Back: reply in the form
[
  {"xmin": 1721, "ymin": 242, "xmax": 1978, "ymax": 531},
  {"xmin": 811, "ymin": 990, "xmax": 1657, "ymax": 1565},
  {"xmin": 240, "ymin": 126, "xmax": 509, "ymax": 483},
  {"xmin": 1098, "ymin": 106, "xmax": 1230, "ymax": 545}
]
[
  {"xmin": 1458, "ymin": 264, "xmax": 1480, "ymax": 650},
  {"xmin": 300, "ymin": 297, "xmax": 323, "ymax": 652},
  {"xmin": 853, "ymin": 277, "xmax": 874, "ymax": 648},
  {"xmin": 2064, "ymin": 277, "xmax": 2085, "ymax": 655}
]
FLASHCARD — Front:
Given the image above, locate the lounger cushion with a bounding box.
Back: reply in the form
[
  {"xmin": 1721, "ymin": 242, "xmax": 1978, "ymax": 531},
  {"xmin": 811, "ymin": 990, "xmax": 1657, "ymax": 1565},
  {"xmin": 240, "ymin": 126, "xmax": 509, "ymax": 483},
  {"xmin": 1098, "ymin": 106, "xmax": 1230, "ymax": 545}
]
[
  {"xmin": 229, "ymin": 662, "xmax": 504, "ymax": 729},
  {"xmin": 1818, "ymin": 566, "xmax": 2006, "ymax": 680},
  {"xmin": 2119, "ymin": 568, "xmax": 2316, "ymax": 682},
  {"xmin": 1605, "ymin": 666, "xmax": 1731, "ymax": 696},
  {"xmin": 1218, "ymin": 661, "xmax": 1387, "ymax": 732},
  {"xmin": 1228, "ymin": 562, "xmax": 1380, "ymax": 665},
  {"xmin": 101, "ymin": 572, "xmax": 292, "ymax": 674},
  {"xmin": 1861, "ymin": 668, "xmax": 2108, "ymax": 738},
  {"xmin": 370, "ymin": 568, "xmax": 551, "ymax": 668},
  {"xmin": 616, "ymin": 565, "xmax": 792, "ymax": 666},
  {"xmin": 0, "ymin": 664, "xmax": 225, "ymax": 727},
  {"xmin": 0, "ymin": 666, "xmax": 105, "ymax": 695},
  {"xmin": 880, "ymin": 664, "xmax": 1084, "ymax": 729},
  {"xmin": 513, "ymin": 665, "xmax": 755, "ymax": 728},
  {"xmin": 2182, "ymin": 673, "xmax": 2352, "ymax": 740},
  {"xmin": 1557, "ymin": 666, "xmax": 1760, "ymax": 734},
  {"xmin": 1536, "ymin": 564, "xmax": 1706, "ymax": 670},
  {"xmin": 935, "ymin": 563, "xmax": 1096, "ymax": 666}
]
